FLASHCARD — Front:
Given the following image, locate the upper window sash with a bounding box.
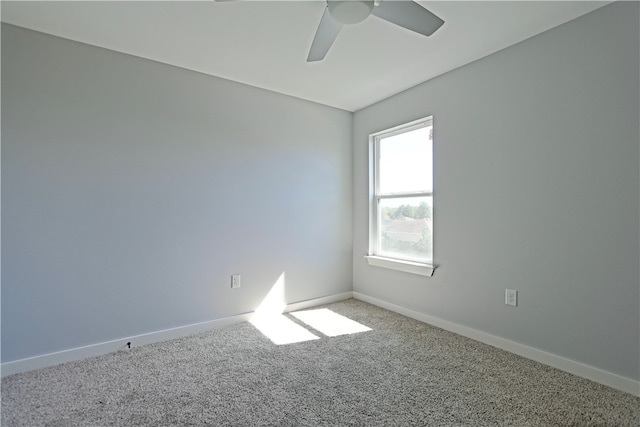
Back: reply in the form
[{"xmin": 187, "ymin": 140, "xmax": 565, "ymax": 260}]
[{"xmin": 373, "ymin": 119, "xmax": 433, "ymax": 197}]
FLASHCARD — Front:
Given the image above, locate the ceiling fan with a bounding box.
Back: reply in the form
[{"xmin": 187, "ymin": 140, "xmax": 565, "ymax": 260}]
[
  {"xmin": 216, "ymin": 0, "xmax": 445, "ymax": 62},
  {"xmin": 307, "ymin": 0, "xmax": 444, "ymax": 62}
]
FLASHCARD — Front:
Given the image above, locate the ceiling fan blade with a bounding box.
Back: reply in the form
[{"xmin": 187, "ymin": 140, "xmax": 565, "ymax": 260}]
[
  {"xmin": 371, "ymin": 1, "xmax": 444, "ymax": 37},
  {"xmin": 307, "ymin": 6, "xmax": 343, "ymax": 62}
]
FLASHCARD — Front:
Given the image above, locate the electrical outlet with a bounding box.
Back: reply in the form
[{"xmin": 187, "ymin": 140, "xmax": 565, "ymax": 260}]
[
  {"xmin": 505, "ymin": 289, "xmax": 517, "ymax": 307},
  {"xmin": 231, "ymin": 274, "xmax": 241, "ymax": 289}
]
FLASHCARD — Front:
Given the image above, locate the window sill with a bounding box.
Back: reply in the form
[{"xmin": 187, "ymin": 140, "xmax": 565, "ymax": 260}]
[{"xmin": 365, "ymin": 256, "xmax": 436, "ymax": 277}]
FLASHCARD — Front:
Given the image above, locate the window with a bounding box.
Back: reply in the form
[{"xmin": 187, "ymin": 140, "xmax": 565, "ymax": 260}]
[{"xmin": 366, "ymin": 117, "xmax": 435, "ymax": 277}]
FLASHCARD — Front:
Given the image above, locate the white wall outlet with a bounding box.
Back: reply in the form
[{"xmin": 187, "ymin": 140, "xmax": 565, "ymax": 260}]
[
  {"xmin": 231, "ymin": 274, "xmax": 241, "ymax": 289},
  {"xmin": 505, "ymin": 289, "xmax": 518, "ymax": 307}
]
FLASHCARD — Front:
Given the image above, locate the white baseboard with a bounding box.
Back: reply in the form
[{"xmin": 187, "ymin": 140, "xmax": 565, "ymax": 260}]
[
  {"xmin": 285, "ymin": 291, "xmax": 354, "ymax": 313},
  {"xmin": 6, "ymin": 290, "xmax": 637, "ymax": 397},
  {"xmin": 0, "ymin": 312, "xmax": 254, "ymax": 377},
  {"xmin": 1, "ymin": 292, "xmax": 354, "ymax": 378},
  {"xmin": 353, "ymin": 292, "xmax": 640, "ymax": 397}
]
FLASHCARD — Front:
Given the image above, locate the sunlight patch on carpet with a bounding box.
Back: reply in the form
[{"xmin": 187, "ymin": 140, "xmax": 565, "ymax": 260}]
[
  {"xmin": 249, "ymin": 273, "xmax": 370, "ymax": 344},
  {"xmin": 250, "ymin": 272, "xmax": 319, "ymax": 345},
  {"xmin": 291, "ymin": 308, "xmax": 372, "ymax": 337},
  {"xmin": 250, "ymin": 314, "xmax": 320, "ymax": 345}
]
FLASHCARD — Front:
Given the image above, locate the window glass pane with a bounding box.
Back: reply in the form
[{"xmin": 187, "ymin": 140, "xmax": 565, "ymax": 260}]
[
  {"xmin": 378, "ymin": 196, "xmax": 432, "ymax": 261},
  {"xmin": 378, "ymin": 125, "xmax": 432, "ymax": 194}
]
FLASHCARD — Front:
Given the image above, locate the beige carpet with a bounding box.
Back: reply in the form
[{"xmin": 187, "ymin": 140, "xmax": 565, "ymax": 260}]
[{"xmin": 2, "ymin": 299, "xmax": 639, "ymax": 426}]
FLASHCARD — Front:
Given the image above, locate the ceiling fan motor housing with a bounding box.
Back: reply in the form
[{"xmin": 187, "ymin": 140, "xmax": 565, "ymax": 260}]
[{"xmin": 328, "ymin": 0, "xmax": 374, "ymax": 25}]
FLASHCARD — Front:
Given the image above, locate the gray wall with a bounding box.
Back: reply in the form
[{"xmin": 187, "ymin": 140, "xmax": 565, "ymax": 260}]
[
  {"xmin": 353, "ymin": 2, "xmax": 640, "ymax": 381},
  {"xmin": 2, "ymin": 2, "xmax": 639, "ymax": 382},
  {"xmin": 1, "ymin": 24, "xmax": 353, "ymax": 362}
]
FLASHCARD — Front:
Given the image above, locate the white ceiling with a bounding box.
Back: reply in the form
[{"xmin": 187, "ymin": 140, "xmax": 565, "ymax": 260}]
[{"xmin": 1, "ymin": 1, "xmax": 609, "ymax": 112}]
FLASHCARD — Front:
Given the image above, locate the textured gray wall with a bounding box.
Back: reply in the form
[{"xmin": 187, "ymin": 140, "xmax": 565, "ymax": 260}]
[
  {"xmin": 353, "ymin": 2, "xmax": 639, "ymax": 381},
  {"xmin": 1, "ymin": 24, "xmax": 353, "ymax": 362}
]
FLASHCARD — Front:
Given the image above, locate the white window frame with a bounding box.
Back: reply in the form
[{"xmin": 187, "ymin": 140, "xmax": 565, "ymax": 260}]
[{"xmin": 365, "ymin": 116, "xmax": 436, "ymax": 277}]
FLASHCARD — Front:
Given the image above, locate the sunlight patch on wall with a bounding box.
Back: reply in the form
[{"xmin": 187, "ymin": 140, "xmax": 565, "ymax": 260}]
[
  {"xmin": 254, "ymin": 272, "xmax": 287, "ymax": 317},
  {"xmin": 291, "ymin": 308, "xmax": 372, "ymax": 337}
]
